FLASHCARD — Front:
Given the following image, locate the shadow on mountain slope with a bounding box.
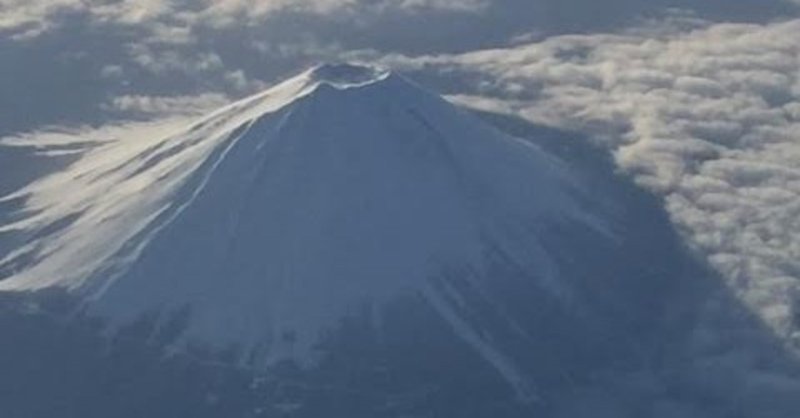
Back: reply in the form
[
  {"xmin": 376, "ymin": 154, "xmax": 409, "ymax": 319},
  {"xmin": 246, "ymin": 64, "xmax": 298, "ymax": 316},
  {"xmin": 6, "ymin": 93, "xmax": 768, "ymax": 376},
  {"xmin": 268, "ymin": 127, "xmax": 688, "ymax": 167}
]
[{"xmin": 476, "ymin": 110, "xmax": 800, "ymax": 417}]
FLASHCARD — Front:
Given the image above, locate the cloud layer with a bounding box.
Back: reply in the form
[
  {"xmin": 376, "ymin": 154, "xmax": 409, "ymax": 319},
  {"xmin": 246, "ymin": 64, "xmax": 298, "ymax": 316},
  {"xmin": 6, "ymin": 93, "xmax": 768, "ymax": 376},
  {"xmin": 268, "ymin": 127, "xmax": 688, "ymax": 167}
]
[
  {"xmin": 2, "ymin": 0, "xmax": 797, "ymax": 137},
  {"xmin": 383, "ymin": 17, "xmax": 800, "ymax": 348},
  {"xmin": 0, "ymin": 0, "xmax": 487, "ymax": 38}
]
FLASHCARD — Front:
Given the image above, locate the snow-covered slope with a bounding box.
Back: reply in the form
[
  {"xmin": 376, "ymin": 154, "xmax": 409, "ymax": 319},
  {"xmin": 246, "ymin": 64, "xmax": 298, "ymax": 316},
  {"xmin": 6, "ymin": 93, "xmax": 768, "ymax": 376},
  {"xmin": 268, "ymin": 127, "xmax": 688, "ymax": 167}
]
[{"xmin": 0, "ymin": 64, "xmax": 610, "ymax": 400}]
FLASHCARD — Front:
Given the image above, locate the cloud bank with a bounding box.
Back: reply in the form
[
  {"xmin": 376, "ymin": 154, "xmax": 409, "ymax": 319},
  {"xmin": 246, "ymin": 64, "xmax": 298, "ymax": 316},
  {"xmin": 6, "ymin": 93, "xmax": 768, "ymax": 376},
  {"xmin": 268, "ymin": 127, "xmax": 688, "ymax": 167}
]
[
  {"xmin": 0, "ymin": 0, "xmax": 488, "ymax": 38},
  {"xmin": 2, "ymin": 0, "xmax": 796, "ymax": 136}
]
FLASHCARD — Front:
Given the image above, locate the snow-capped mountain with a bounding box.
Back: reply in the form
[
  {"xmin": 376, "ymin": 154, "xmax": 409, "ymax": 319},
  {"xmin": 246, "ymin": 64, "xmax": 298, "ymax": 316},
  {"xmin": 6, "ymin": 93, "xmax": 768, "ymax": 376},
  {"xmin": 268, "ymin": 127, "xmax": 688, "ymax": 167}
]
[
  {"xmin": 1, "ymin": 62, "xmax": 600, "ymax": 397},
  {"xmin": 3, "ymin": 63, "xmax": 791, "ymax": 417}
]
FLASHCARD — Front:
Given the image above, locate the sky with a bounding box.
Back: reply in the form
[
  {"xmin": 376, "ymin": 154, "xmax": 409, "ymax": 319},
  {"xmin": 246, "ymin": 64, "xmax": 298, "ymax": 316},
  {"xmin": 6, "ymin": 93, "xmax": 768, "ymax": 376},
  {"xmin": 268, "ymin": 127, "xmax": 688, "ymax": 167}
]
[{"xmin": 2, "ymin": 0, "xmax": 800, "ymax": 372}]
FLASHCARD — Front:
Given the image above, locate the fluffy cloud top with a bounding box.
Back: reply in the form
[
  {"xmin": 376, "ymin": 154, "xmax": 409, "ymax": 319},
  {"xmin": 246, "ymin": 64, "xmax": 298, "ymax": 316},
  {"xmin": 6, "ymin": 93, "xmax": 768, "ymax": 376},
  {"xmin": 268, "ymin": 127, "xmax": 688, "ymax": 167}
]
[
  {"xmin": 0, "ymin": 0, "xmax": 486, "ymax": 38},
  {"xmin": 386, "ymin": 18, "xmax": 800, "ymax": 348},
  {"xmin": 102, "ymin": 93, "xmax": 229, "ymax": 116}
]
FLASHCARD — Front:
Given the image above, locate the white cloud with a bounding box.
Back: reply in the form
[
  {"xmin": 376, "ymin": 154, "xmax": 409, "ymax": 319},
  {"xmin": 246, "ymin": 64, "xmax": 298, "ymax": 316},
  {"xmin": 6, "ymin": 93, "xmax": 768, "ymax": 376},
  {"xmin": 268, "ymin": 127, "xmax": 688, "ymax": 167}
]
[
  {"xmin": 385, "ymin": 18, "xmax": 800, "ymax": 348},
  {"xmin": 103, "ymin": 93, "xmax": 230, "ymax": 116},
  {"xmin": 127, "ymin": 44, "xmax": 225, "ymax": 75},
  {"xmin": 392, "ymin": 0, "xmax": 488, "ymax": 12},
  {"xmin": 0, "ymin": 117, "xmax": 193, "ymax": 155},
  {"xmin": 0, "ymin": 0, "xmax": 486, "ymax": 39},
  {"xmin": 99, "ymin": 65, "xmax": 125, "ymax": 79}
]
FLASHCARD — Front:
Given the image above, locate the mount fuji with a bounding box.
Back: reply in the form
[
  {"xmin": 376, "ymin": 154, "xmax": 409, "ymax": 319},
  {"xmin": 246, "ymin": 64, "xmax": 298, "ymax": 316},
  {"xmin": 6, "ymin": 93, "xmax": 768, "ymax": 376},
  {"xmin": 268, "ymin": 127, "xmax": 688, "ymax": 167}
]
[{"xmin": 2, "ymin": 63, "xmax": 784, "ymax": 417}]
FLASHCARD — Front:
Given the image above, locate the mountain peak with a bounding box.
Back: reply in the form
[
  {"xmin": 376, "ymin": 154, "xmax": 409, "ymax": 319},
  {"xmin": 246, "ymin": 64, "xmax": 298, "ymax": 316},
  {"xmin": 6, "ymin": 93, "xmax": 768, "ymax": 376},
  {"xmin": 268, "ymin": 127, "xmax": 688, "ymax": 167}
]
[{"xmin": 305, "ymin": 62, "xmax": 391, "ymax": 88}]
